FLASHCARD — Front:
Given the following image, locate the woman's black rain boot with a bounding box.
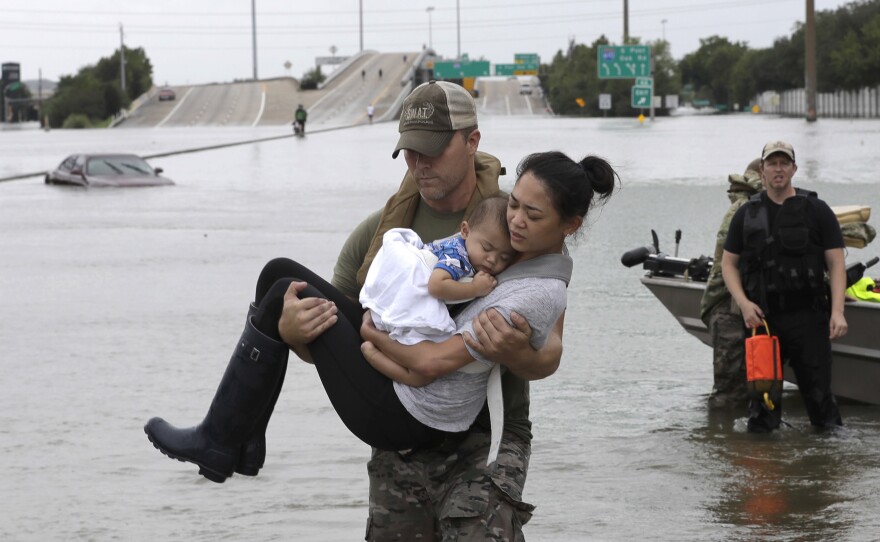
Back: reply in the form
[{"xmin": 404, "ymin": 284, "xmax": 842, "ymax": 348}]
[
  {"xmin": 144, "ymin": 316, "xmax": 288, "ymax": 483},
  {"xmin": 232, "ymin": 302, "xmax": 288, "ymax": 477},
  {"xmin": 234, "ymin": 356, "xmax": 287, "ymax": 476}
]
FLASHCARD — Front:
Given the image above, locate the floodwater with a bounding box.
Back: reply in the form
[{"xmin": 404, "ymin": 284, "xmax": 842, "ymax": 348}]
[{"xmin": 2, "ymin": 115, "xmax": 880, "ymax": 541}]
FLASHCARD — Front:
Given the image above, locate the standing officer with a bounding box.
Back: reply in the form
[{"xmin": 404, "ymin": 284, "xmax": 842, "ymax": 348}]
[
  {"xmin": 721, "ymin": 141, "xmax": 847, "ymax": 432},
  {"xmin": 700, "ymin": 158, "xmax": 764, "ymax": 408}
]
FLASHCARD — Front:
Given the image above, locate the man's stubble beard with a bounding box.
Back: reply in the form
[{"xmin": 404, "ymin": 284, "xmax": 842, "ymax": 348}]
[{"xmin": 417, "ymin": 174, "xmax": 465, "ymax": 202}]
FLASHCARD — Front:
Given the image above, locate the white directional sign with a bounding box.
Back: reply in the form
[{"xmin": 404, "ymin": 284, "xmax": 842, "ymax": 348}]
[
  {"xmin": 599, "ymin": 94, "xmax": 612, "ymax": 110},
  {"xmin": 316, "ymin": 56, "xmax": 348, "ymax": 65}
]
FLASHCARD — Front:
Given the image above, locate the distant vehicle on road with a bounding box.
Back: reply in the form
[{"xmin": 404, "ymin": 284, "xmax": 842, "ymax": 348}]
[
  {"xmin": 519, "ymin": 82, "xmax": 533, "ymax": 95},
  {"xmin": 158, "ymin": 88, "xmax": 176, "ymax": 101},
  {"xmin": 44, "ymin": 154, "xmax": 175, "ymax": 188}
]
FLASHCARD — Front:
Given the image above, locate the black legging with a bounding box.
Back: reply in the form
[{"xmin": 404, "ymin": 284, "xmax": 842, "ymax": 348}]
[{"xmin": 252, "ymin": 258, "xmax": 445, "ymax": 451}]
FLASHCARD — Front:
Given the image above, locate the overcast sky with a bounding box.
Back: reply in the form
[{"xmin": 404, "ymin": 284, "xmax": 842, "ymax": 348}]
[{"xmin": 1, "ymin": 0, "xmax": 854, "ymax": 86}]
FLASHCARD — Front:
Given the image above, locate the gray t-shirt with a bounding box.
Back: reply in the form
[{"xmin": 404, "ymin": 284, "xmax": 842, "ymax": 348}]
[{"xmin": 393, "ymin": 274, "xmax": 567, "ymax": 432}]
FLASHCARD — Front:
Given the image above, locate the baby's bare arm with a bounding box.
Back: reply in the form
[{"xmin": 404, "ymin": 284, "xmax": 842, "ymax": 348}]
[{"xmin": 427, "ymin": 269, "xmax": 496, "ymax": 301}]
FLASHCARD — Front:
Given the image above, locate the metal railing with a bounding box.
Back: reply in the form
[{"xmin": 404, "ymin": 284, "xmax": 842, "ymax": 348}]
[{"xmin": 755, "ymin": 85, "xmax": 880, "ymax": 118}]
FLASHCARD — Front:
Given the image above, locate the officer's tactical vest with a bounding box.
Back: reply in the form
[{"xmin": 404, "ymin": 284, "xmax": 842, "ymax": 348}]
[{"xmin": 739, "ymin": 189, "xmax": 827, "ymax": 312}]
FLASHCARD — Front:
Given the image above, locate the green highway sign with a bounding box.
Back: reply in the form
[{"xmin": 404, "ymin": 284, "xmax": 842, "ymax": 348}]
[
  {"xmin": 433, "ymin": 60, "xmax": 491, "ymax": 79},
  {"xmin": 635, "ymin": 77, "xmax": 653, "ymax": 88},
  {"xmin": 631, "ymin": 86, "xmax": 652, "ymax": 108},
  {"xmin": 496, "ymin": 63, "xmax": 538, "ymax": 76},
  {"xmin": 515, "ymin": 53, "xmax": 539, "ymax": 64},
  {"xmin": 598, "ymin": 45, "xmax": 651, "ymax": 79},
  {"xmin": 495, "ymin": 64, "xmax": 517, "ymax": 76}
]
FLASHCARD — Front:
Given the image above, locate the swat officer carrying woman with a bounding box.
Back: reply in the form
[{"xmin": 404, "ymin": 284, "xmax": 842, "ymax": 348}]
[{"xmin": 721, "ymin": 141, "xmax": 847, "ymax": 433}]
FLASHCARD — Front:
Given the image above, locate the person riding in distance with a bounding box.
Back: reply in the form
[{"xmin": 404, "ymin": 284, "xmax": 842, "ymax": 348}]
[{"xmin": 294, "ymin": 104, "xmax": 307, "ymax": 134}]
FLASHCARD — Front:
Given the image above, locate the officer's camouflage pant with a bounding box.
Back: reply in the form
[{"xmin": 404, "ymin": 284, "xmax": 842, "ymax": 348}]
[
  {"xmin": 708, "ymin": 299, "xmax": 748, "ymax": 405},
  {"xmin": 365, "ymin": 428, "xmax": 534, "ymax": 541}
]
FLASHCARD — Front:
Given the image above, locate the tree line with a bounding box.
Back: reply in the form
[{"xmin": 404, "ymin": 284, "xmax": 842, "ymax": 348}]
[
  {"xmin": 542, "ymin": 0, "xmax": 880, "ymax": 116},
  {"xmin": 44, "ymin": 47, "xmax": 153, "ymax": 128}
]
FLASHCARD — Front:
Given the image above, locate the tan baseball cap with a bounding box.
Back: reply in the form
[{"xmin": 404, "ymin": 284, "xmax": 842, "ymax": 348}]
[
  {"xmin": 761, "ymin": 141, "xmax": 796, "ymax": 162},
  {"xmin": 392, "ymin": 80, "xmax": 478, "ymax": 159}
]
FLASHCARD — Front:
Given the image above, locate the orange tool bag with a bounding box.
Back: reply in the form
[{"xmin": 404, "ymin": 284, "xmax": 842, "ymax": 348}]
[{"xmin": 745, "ymin": 320, "xmax": 783, "ymax": 410}]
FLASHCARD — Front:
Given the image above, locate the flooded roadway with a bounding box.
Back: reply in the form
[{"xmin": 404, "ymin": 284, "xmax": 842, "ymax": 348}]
[{"xmin": 2, "ymin": 115, "xmax": 880, "ymax": 541}]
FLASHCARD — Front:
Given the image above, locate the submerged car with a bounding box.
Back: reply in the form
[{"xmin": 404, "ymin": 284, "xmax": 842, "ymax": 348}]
[
  {"xmin": 44, "ymin": 154, "xmax": 174, "ymax": 188},
  {"xmin": 158, "ymin": 88, "xmax": 176, "ymax": 101}
]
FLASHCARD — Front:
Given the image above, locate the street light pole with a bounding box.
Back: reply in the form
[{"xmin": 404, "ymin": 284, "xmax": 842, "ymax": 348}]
[
  {"xmin": 359, "ymin": 0, "xmax": 364, "ymax": 52},
  {"xmin": 119, "ymin": 23, "xmax": 126, "ymax": 94},
  {"xmin": 426, "ymin": 6, "xmax": 434, "ymax": 49},
  {"xmin": 251, "ymin": 0, "xmax": 258, "ymax": 80},
  {"xmin": 661, "ymin": 19, "xmax": 667, "ymax": 42}
]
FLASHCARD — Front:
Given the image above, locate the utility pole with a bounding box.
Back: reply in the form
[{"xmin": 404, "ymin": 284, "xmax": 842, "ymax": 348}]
[
  {"xmin": 623, "ymin": 0, "xmax": 629, "ymax": 43},
  {"xmin": 119, "ymin": 23, "xmax": 126, "ymax": 94},
  {"xmin": 38, "ymin": 68, "xmax": 43, "ymax": 123},
  {"xmin": 456, "ymin": 0, "xmax": 461, "ymax": 59},
  {"xmin": 359, "ymin": 0, "xmax": 364, "ymax": 52},
  {"xmin": 426, "ymin": 7, "xmax": 435, "ymax": 49},
  {"xmin": 805, "ymin": 0, "xmax": 817, "ymax": 122},
  {"xmin": 252, "ymin": 0, "xmax": 258, "ymax": 80}
]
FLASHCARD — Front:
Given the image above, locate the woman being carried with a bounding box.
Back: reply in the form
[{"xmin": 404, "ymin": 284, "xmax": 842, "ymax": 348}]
[{"xmin": 144, "ymin": 150, "xmax": 618, "ymax": 482}]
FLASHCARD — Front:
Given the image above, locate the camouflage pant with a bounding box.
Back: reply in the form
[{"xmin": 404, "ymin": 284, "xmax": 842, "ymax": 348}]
[
  {"xmin": 707, "ymin": 298, "xmax": 748, "ymax": 405},
  {"xmin": 365, "ymin": 428, "xmax": 534, "ymax": 541}
]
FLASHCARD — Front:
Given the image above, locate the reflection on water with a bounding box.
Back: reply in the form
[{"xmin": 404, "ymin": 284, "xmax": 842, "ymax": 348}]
[
  {"xmin": 1, "ymin": 116, "xmax": 880, "ymax": 541},
  {"xmin": 696, "ymin": 403, "xmax": 877, "ymax": 541}
]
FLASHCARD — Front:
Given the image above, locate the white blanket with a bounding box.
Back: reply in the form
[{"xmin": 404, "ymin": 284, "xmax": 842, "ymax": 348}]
[{"xmin": 360, "ymin": 228, "xmax": 458, "ymax": 345}]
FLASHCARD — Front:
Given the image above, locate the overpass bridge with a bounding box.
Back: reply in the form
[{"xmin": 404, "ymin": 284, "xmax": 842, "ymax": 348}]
[{"xmin": 115, "ymin": 52, "xmax": 549, "ymax": 130}]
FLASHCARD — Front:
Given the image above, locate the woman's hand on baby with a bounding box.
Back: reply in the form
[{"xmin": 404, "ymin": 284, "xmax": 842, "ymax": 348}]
[
  {"xmin": 472, "ymin": 271, "xmax": 498, "ymax": 297},
  {"xmin": 464, "ymin": 309, "xmax": 532, "ymax": 363}
]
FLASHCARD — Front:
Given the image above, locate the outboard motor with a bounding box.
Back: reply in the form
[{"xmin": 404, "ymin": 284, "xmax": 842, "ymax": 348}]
[
  {"xmin": 621, "ymin": 230, "xmax": 713, "ymax": 282},
  {"xmin": 621, "ymin": 230, "xmax": 660, "ymax": 268}
]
